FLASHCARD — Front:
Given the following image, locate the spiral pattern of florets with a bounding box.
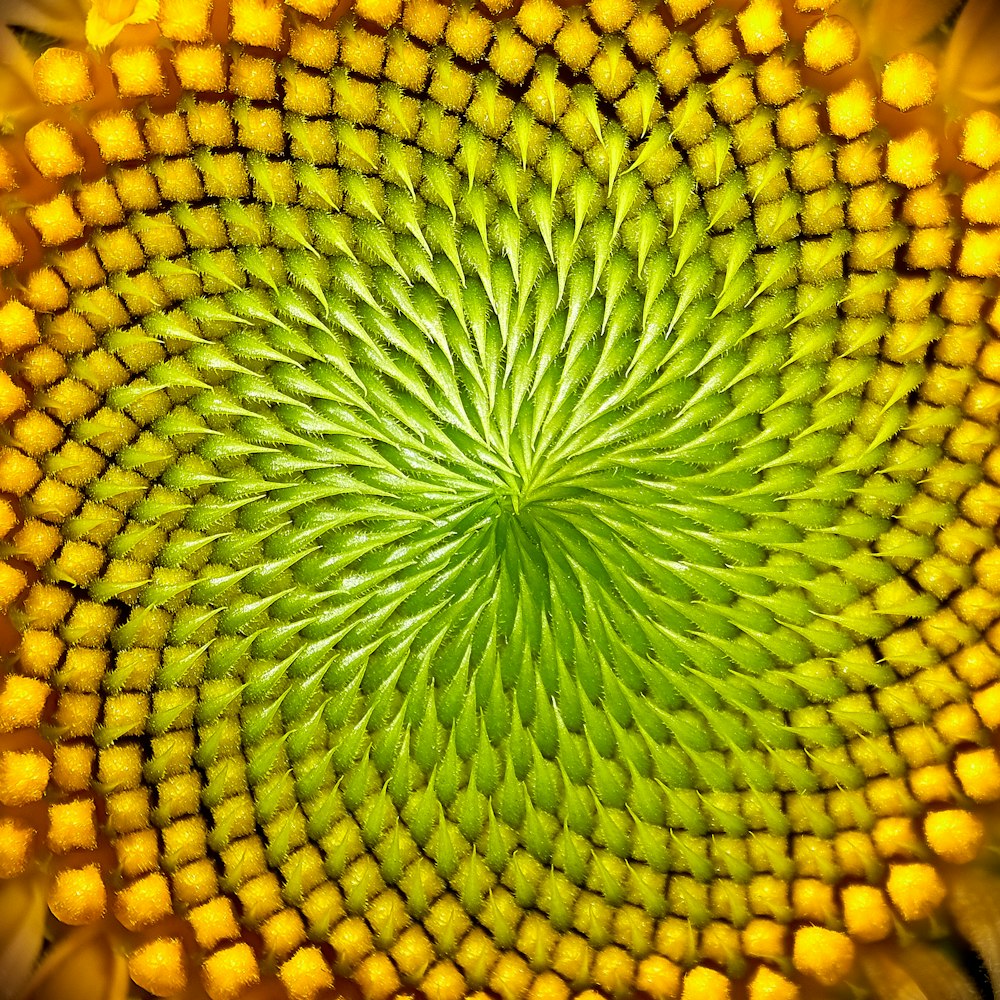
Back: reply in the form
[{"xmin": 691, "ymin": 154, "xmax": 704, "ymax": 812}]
[{"xmin": 0, "ymin": 2, "xmax": 999, "ymax": 1000}]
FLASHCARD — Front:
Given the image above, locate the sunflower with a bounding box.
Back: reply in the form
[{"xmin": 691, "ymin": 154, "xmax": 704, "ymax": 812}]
[{"xmin": 0, "ymin": 0, "xmax": 999, "ymax": 999}]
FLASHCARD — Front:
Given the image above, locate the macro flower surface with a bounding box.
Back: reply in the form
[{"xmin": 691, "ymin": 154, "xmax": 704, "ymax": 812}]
[{"xmin": 0, "ymin": 0, "xmax": 1000, "ymax": 999}]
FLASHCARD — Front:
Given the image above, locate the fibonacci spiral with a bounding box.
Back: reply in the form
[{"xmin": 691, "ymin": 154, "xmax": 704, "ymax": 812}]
[{"xmin": 1, "ymin": 1, "xmax": 1000, "ymax": 999}]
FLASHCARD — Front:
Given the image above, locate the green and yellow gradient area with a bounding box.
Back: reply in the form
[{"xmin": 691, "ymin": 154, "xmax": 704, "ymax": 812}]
[{"xmin": 1, "ymin": 0, "xmax": 1000, "ymax": 998}]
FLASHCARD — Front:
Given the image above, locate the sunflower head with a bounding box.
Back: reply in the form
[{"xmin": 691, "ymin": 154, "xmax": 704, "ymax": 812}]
[{"xmin": 0, "ymin": 2, "xmax": 999, "ymax": 1000}]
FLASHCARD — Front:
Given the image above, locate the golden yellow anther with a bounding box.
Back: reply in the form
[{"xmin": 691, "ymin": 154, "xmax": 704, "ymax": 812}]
[
  {"xmin": 737, "ymin": 0, "xmax": 786, "ymax": 55},
  {"xmin": 803, "ymin": 16, "xmax": 858, "ymax": 73},
  {"xmin": 47, "ymin": 799, "xmax": 97, "ymax": 852},
  {"xmin": 680, "ymin": 966, "xmax": 729, "ymax": 1000},
  {"xmin": 116, "ymin": 872, "xmax": 173, "ymax": 930},
  {"xmin": 515, "ymin": 0, "xmax": 564, "ymax": 45},
  {"xmin": 589, "ymin": 0, "xmax": 634, "ymax": 32},
  {"xmin": 0, "ymin": 563, "xmax": 29, "ymax": 609},
  {"xmin": 33, "ymin": 49, "xmax": 94, "ymax": 105},
  {"xmin": 881, "ymin": 52, "xmax": 936, "ymax": 111},
  {"xmin": 128, "ymin": 939, "xmax": 188, "ymax": 997},
  {"xmin": 111, "ymin": 47, "xmax": 165, "ymax": 97},
  {"xmin": 955, "ymin": 747, "xmax": 1000, "ymax": 801},
  {"xmin": 0, "ymin": 819, "xmax": 33, "ymax": 877},
  {"xmin": 973, "ymin": 681, "xmax": 1000, "ymax": 728},
  {"xmin": 159, "ymin": 0, "xmax": 212, "ymax": 40},
  {"xmin": 962, "ymin": 110, "xmax": 1000, "ymax": 169},
  {"xmin": 279, "ymin": 947, "xmax": 335, "ymax": 1000},
  {"xmin": 841, "ymin": 884, "xmax": 892, "ymax": 942},
  {"xmin": 25, "ymin": 122, "xmax": 84, "ymax": 179},
  {"xmin": 886, "ymin": 862, "xmax": 946, "ymax": 920},
  {"xmin": 0, "ymin": 675, "xmax": 49, "ymax": 732},
  {"xmin": 887, "ymin": 129, "xmax": 938, "ymax": 188},
  {"xmin": 49, "ymin": 865, "xmax": 106, "ymax": 925},
  {"xmin": 202, "ymin": 942, "xmax": 261, "ymax": 1000},
  {"xmin": 231, "ymin": 0, "xmax": 284, "ymax": 48},
  {"xmin": 792, "ymin": 927, "xmax": 854, "ymax": 985},
  {"xmin": 748, "ymin": 966, "xmax": 798, "ymax": 1000}
]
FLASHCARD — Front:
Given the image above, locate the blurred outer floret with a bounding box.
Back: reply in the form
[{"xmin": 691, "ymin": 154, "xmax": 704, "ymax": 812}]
[{"xmin": 0, "ymin": 1, "xmax": 999, "ymax": 1000}]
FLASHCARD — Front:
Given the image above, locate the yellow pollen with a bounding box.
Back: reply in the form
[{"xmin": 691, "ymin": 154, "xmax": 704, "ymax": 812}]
[
  {"xmin": 116, "ymin": 872, "xmax": 173, "ymax": 930},
  {"xmin": 841, "ymin": 885, "xmax": 893, "ymax": 942},
  {"xmin": 279, "ymin": 947, "xmax": 335, "ymax": 1000},
  {"xmin": 880, "ymin": 53, "xmax": 937, "ymax": 111},
  {"xmin": 111, "ymin": 47, "xmax": 166, "ymax": 97},
  {"xmin": 954, "ymin": 747, "xmax": 1000, "ymax": 801},
  {"xmin": 826, "ymin": 80, "xmax": 876, "ymax": 140},
  {"xmin": 962, "ymin": 172, "xmax": 1000, "ymax": 224},
  {"xmin": 159, "ymin": 0, "xmax": 213, "ymax": 41},
  {"xmin": 636, "ymin": 955, "xmax": 682, "ymax": 1000},
  {"xmin": 0, "ymin": 675, "xmax": 49, "ymax": 732},
  {"xmin": 231, "ymin": 0, "xmax": 286, "ymax": 49},
  {"xmin": 924, "ymin": 809, "xmax": 985, "ymax": 864},
  {"xmin": 47, "ymin": 799, "xmax": 98, "ymax": 853}
]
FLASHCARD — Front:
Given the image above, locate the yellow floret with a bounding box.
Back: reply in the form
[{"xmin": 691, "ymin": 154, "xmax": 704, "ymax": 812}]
[
  {"xmin": 111, "ymin": 47, "xmax": 165, "ymax": 97},
  {"xmin": 668, "ymin": 0, "xmax": 710, "ymax": 20},
  {"xmin": 28, "ymin": 194, "xmax": 84, "ymax": 246},
  {"xmin": 356, "ymin": 0, "xmax": 402, "ymax": 26},
  {"xmin": 403, "ymin": 0, "xmax": 449, "ymax": 42},
  {"xmin": 202, "ymin": 943, "xmax": 261, "ymax": 1000},
  {"xmin": 174, "ymin": 45, "xmax": 227, "ymax": 92},
  {"xmin": 0, "ymin": 300, "xmax": 40, "ymax": 354},
  {"xmin": 793, "ymin": 927, "xmax": 854, "ymax": 985},
  {"xmin": 886, "ymin": 129, "xmax": 938, "ymax": 188},
  {"xmin": 23, "ymin": 268, "xmax": 69, "ymax": 313},
  {"xmin": 636, "ymin": 955, "xmax": 682, "ymax": 1000},
  {"xmin": 748, "ymin": 967, "xmax": 797, "ymax": 1000},
  {"xmin": 279, "ymin": 947, "xmax": 335, "ymax": 1000},
  {"xmin": 159, "ymin": 0, "xmax": 212, "ymax": 40},
  {"xmin": 841, "ymin": 884, "xmax": 892, "ymax": 942},
  {"xmin": 963, "ymin": 172, "xmax": 1000, "ymax": 224},
  {"xmin": 827, "ymin": 80, "xmax": 875, "ymax": 139},
  {"xmin": 116, "ymin": 872, "xmax": 173, "ymax": 930},
  {"xmin": 517, "ymin": 0, "xmax": 564, "ymax": 44},
  {"xmin": 737, "ymin": 0, "xmax": 786, "ymax": 55},
  {"xmin": 680, "ymin": 966, "xmax": 729, "ymax": 1000},
  {"xmin": 955, "ymin": 747, "xmax": 1000, "ymax": 801},
  {"xmin": 33, "ymin": 48, "xmax": 93, "ymax": 104},
  {"xmin": 959, "ymin": 229, "xmax": 1000, "ymax": 277},
  {"xmin": 128, "ymin": 938, "xmax": 188, "ymax": 997},
  {"xmin": 803, "ymin": 16, "xmax": 858, "ymax": 73},
  {"xmin": 0, "ymin": 219, "xmax": 22, "ymax": 268},
  {"xmin": 49, "ymin": 865, "xmax": 106, "ymax": 925},
  {"xmin": 231, "ymin": 0, "xmax": 284, "ymax": 48},
  {"xmin": 924, "ymin": 809, "xmax": 985, "ymax": 863},
  {"xmin": 0, "ymin": 819, "xmax": 33, "ymax": 877},
  {"xmin": 0, "ymin": 675, "xmax": 49, "ymax": 732},
  {"xmin": 0, "ymin": 563, "xmax": 26, "ymax": 608},
  {"xmin": 881, "ymin": 52, "xmax": 936, "ymax": 111},
  {"xmin": 25, "ymin": 121, "xmax": 84, "ymax": 178},
  {"xmin": 962, "ymin": 110, "xmax": 1000, "ymax": 169},
  {"xmin": 47, "ymin": 799, "xmax": 97, "ymax": 852},
  {"xmin": 0, "ymin": 750, "xmax": 51, "ymax": 805},
  {"xmin": 589, "ymin": 0, "xmax": 634, "ymax": 33},
  {"xmin": 886, "ymin": 862, "xmax": 946, "ymax": 920},
  {"xmin": 89, "ymin": 112, "xmax": 146, "ymax": 163}
]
